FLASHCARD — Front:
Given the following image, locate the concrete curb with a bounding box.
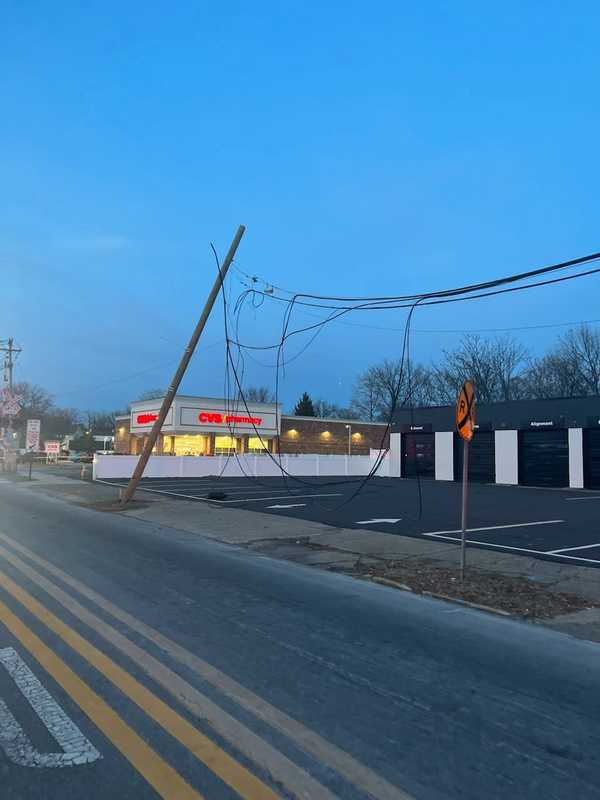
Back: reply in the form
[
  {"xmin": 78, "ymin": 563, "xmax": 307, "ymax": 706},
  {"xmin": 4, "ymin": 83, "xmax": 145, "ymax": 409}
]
[{"xmin": 371, "ymin": 576, "xmax": 512, "ymax": 617}]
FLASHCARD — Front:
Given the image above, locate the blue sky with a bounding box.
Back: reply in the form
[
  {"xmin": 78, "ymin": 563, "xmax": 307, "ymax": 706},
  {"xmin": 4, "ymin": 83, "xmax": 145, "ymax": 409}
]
[{"xmin": 3, "ymin": 2, "xmax": 600, "ymax": 412}]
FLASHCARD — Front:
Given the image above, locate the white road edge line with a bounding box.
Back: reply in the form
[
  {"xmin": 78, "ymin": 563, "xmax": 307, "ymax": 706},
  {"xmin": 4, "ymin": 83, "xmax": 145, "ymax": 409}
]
[
  {"xmin": 565, "ymin": 495, "xmax": 600, "ymax": 501},
  {"xmin": 0, "ymin": 647, "xmax": 101, "ymax": 768},
  {"xmin": 423, "ymin": 520, "xmax": 563, "ymax": 536},
  {"xmin": 546, "ymin": 542, "xmax": 600, "ymax": 555}
]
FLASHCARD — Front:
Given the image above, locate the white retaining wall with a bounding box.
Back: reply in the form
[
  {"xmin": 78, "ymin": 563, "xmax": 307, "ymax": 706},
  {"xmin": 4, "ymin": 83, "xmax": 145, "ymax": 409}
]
[
  {"xmin": 568, "ymin": 428, "xmax": 584, "ymax": 489},
  {"xmin": 434, "ymin": 432, "xmax": 454, "ymax": 481},
  {"xmin": 389, "ymin": 433, "xmax": 402, "ymax": 478},
  {"xmin": 494, "ymin": 430, "xmax": 519, "ymax": 485},
  {"xmin": 94, "ymin": 452, "xmax": 390, "ymax": 481}
]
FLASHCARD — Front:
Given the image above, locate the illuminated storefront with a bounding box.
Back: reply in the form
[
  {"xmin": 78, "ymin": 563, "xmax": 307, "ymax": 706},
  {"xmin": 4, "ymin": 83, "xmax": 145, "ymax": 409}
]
[
  {"xmin": 114, "ymin": 395, "xmax": 389, "ymax": 457},
  {"xmin": 119, "ymin": 395, "xmax": 280, "ymax": 457}
]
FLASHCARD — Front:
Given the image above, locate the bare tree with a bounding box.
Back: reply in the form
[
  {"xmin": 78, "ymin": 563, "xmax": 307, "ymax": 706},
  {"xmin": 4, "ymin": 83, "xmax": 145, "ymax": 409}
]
[
  {"xmin": 562, "ymin": 325, "xmax": 600, "ymax": 394},
  {"xmin": 314, "ymin": 398, "xmax": 359, "ymax": 419},
  {"xmin": 522, "ymin": 325, "xmax": 600, "ymax": 398},
  {"xmin": 352, "ymin": 359, "xmax": 436, "ymax": 420},
  {"xmin": 85, "ymin": 411, "xmax": 117, "ymax": 434},
  {"xmin": 352, "ymin": 366, "xmax": 384, "ymax": 421},
  {"xmin": 491, "ymin": 337, "xmax": 529, "ymax": 401},
  {"xmin": 12, "ymin": 382, "xmax": 55, "ymax": 416},
  {"xmin": 136, "ymin": 388, "xmax": 167, "ymax": 401},
  {"xmin": 431, "ymin": 335, "xmax": 527, "ymax": 404},
  {"xmin": 244, "ymin": 386, "xmax": 274, "ymax": 403}
]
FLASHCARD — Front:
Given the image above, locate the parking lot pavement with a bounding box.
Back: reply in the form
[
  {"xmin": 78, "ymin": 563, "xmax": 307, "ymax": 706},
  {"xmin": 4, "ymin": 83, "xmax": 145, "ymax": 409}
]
[{"xmin": 97, "ymin": 475, "xmax": 600, "ymax": 568}]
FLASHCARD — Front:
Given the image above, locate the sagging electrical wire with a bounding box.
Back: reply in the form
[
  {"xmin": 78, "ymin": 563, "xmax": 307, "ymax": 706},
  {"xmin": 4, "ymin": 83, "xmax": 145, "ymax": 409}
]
[{"xmin": 212, "ymin": 248, "xmax": 600, "ymax": 513}]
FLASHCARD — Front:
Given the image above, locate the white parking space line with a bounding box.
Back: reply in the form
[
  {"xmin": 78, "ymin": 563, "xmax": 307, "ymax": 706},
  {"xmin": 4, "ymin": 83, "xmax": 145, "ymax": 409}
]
[
  {"xmin": 143, "ymin": 486, "xmax": 297, "ymax": 496},
  {"xmin": 539, "ymin": 552, "xmax": 600, "ymax": 564},
  {"xmin": 565, "ymin": 495, "xmax": 600, "ymax": 501},
  {"xmin": 421, "ymin": 532, "xmax": 600, "ymax": 564},
  {"xmin": 0, "ymin": 647, "xmax": 101, "ymax": 768},
  {"xmin": 139, "ymin": 483, "xmax": 266, "ymax": 491},
  {"xmin": 206, "ymin": 488, "xmax": 320, "ymax": 496},
  {"xmin": 99, "ymin": 482, "xmax": 343, "ymax": 505},
  {"xmin": 424, "ymin": 534, "xmax": 563, "ymax": 558},
  {"xmin": 423, "ymin": 520, "xmax": 563, "ymax": 537},
  {"xmin": 546, "ymin": 542, "xmax": 600, "ymax": 555},
  {"xmin": 213, "ymin": 493, "xmax": 343, "ymax": 505},
  {"xmin": 266, "ymin": 503, "xmax": 307, "ymax": 509}
]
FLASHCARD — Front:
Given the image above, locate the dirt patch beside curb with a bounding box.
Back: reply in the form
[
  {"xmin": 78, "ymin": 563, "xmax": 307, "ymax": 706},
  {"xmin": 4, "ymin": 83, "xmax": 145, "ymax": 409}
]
[{"xmin": 331, "ymin": 559, "xmax": 600, "ymax": 619}]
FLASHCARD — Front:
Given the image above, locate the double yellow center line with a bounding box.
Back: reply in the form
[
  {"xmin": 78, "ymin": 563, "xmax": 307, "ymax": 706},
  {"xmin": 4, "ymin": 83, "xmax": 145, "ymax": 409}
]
[
  {"xmin": 0, "ymin": 595, "xmax": 203, "ymax": 799},
  {"xmin": 0, "ymin": 569, "xmax": 281, "ymax": 799},
  {"xmin": 0, "ymin": 532, "xmax": 413, "ymax": 800}
]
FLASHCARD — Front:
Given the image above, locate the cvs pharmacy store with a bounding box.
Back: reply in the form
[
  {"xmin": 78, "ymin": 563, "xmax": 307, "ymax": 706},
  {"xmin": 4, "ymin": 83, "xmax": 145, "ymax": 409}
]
[{"xmin": 117, "ymin": 396, "xmax": 280, "ymax": 457}]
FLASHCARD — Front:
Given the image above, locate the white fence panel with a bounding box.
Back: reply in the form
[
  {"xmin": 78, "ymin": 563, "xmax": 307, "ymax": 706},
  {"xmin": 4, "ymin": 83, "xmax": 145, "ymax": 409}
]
[{"xmin": 94, "ymin": 452, "xmax": 391, "ymax": 481}]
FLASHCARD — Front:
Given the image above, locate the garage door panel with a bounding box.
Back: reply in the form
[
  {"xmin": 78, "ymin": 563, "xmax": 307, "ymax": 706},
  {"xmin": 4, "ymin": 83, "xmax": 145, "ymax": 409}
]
[
  {"xmin": 519, "ymin": 430, "xmax": 569, "ymax": 487},
  {"xmin": 584, "ymin": 429, "xmax": 600, "ymax": 489},
  {"xmin": 454, "ymin": 432, "xmax": 495, "ymax": 483},
  {"xmin": 402, "ymin": 433, "xmax": 435, "ymax": 479}
]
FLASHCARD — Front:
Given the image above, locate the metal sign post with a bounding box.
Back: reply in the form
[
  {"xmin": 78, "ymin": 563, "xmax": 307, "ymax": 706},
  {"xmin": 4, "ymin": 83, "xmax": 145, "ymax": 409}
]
[
  {"xmin": 456, "ymin": 380, "xmax": 476, "ymax": 582},
  {"xmin": 460, "ymin": 438, "xmax": 470, "ymax": 581}
]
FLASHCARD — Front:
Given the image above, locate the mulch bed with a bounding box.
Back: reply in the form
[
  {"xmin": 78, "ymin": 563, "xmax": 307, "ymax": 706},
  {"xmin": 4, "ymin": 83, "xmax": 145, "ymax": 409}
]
[{"xmin": 338, "ymin": 558, "xmax": 600, "ymax": 619}]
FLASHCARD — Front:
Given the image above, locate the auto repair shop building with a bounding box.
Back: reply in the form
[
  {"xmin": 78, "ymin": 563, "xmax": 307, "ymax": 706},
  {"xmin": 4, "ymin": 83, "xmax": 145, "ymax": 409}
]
[
  {"xmin": 392, "ymin": 395, "xmax": 600, "ymax": 489},
  {"xmin": 114, "ymin": 395, "xmax": 388, "ymax": 457}
]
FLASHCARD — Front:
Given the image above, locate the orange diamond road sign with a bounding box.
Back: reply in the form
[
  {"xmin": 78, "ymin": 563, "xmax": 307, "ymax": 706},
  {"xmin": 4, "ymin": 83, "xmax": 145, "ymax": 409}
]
[{"xmin": 456, "ymin": 380, "xmax": 476, "ymax": 441}]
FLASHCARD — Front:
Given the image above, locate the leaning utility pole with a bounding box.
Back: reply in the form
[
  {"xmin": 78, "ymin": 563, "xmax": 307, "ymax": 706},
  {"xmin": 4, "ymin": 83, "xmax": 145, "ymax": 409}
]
[{"xmin": 120, "ymin": 225, "xmax": 246, "ymax": 505}]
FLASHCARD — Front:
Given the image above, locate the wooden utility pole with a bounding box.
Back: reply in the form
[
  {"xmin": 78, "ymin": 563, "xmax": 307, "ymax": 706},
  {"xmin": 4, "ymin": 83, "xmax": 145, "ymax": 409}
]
[
  {"xmin": 1, "ymin": 338, "xmax": 21, "ymax": 392},
  {"xmin": 1, "ymin": 338, "xmax": 22, "ymax": 444},
  {"xmin": 120, "ymin": 225, "xmax": 246, "ymax": 505}
]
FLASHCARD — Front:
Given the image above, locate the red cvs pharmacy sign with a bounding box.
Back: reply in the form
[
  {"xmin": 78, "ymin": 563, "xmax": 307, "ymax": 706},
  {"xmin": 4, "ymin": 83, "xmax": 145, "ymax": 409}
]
[{"xmin": 199, "ymin": 412, "xmax": 262, "ymax": 426}]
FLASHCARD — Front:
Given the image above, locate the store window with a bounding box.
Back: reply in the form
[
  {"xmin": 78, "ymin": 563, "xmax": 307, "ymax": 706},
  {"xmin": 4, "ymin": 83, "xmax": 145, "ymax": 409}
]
[
  {"xmin": 173, "ymin": 435, "xmax": 208, "ymax": 456},
  {"xmin": 248, "ymin": 436, "xmax": 269, "ymax": 454},
  {"xmin": 215, "ymin": 435, "xmax": 236, "ymax": 455},
  {"xmin": 162, "ymin": 436, "xmax": 175, "ymax": 454}
]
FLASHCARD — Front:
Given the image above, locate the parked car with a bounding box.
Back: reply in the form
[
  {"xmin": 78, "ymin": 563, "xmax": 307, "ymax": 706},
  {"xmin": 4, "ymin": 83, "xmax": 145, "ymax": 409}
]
[{"xmin": 68, "ymin": 451, "xmax": 93, "ymax": 463}]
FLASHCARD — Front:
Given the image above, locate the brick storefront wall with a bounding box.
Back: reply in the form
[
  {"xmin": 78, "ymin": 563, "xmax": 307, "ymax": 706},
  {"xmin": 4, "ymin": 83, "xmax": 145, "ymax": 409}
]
[
  {"xmin": 113, "ymin": 415, "xmax": 389, "ymax": 456},
  {"xmin": 114, "ymin": 417, "xmax": 133, "ymax": 454},
  {"xmin": 278, "ymin": 416, "xmax": 388, "ymax": 455}
]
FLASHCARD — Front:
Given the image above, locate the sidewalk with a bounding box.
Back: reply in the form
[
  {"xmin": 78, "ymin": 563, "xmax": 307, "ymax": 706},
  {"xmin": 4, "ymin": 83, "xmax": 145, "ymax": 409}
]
[{"xmin": 4, "ymin": 469, "xmax": 600, "ymax": 641}]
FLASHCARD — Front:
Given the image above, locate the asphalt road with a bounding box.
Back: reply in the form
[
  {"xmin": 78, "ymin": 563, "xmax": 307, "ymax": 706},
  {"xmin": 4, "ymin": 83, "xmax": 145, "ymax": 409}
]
[
  {"xmin": 101, "ymin": 474, "xmax": 600, "ymax": 566},
  {"xmin": 1, "ymin": 478, "xmax": 600, "ymax": 799}
]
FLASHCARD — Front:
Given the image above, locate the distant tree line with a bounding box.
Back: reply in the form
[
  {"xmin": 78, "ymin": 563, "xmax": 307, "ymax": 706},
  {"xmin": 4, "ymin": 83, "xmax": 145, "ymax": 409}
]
[
  {"xmin": 350, "ymin": 324, "xmax": 600, "ymax": 421},
  {"xmin": 7, "ymin": 383, "xmax": 118, "ymax": 449},
  {"xmin": 9, "ymin": 325, "xmax": 600, "ymax": 439}
]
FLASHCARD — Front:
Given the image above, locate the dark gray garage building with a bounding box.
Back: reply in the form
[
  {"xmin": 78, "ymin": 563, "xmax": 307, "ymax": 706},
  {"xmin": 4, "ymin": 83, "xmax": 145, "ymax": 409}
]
[{"xmin": 393, "ymin": 396, "xmax": 600, "ymax": 489}]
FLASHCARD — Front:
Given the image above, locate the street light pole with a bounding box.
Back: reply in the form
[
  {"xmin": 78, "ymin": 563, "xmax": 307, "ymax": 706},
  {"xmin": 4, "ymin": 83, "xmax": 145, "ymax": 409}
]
[{"xmin": 345, "ymin": 424, "xmax": 351, "ymax": 457}]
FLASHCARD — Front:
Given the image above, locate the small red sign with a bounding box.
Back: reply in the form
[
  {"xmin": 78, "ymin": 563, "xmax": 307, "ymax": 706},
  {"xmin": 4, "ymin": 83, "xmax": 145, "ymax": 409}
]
[{"xmin": 137, "ymin": 413, "xmax": 158, "ymax": 425}]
